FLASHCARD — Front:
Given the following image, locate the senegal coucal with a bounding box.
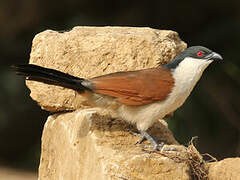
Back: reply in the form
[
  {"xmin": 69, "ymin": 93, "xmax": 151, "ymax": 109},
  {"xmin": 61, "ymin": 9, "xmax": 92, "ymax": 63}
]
[{"xmin": 13, "ymin": 46, "xmax": 223, "ymax": 150}]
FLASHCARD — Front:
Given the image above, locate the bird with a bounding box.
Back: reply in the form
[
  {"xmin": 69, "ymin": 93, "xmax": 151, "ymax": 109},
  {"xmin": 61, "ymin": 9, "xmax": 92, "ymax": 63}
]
[{"xmin": 12, "ymin": 46, "xmax": 223, "ymax": 150}]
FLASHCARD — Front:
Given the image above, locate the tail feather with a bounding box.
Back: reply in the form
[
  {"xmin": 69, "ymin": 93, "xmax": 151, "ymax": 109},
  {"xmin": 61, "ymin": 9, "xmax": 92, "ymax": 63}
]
[{"xmin": 12, "ymin": 64, "xmax": 91, "ymax": 92}]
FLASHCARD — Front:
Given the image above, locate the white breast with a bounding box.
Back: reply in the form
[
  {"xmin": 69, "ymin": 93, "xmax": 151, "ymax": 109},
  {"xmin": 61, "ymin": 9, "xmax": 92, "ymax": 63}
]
[{"xmin": 164, "ymin": 57, "xmax": 213, "ymax": 113}]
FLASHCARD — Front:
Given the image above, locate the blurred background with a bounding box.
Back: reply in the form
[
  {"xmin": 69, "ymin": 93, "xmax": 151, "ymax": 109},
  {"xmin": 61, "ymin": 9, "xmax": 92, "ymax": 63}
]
[{"xmin": 0, "ymin": 0, "xmax": 239, "ymax": 178}]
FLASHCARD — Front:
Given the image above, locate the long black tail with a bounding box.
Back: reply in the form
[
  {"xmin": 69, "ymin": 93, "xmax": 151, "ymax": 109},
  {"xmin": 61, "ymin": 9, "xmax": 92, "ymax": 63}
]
[{"xmin": 12, "ymin": 64, "xmax": 91, "ymax": 92}]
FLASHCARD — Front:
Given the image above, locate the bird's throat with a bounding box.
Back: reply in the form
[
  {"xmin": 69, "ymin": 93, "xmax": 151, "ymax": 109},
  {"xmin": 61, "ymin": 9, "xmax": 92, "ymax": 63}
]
[{"xmin": 168, "ymin": 57, "xmax": 212, "ymax": 108}]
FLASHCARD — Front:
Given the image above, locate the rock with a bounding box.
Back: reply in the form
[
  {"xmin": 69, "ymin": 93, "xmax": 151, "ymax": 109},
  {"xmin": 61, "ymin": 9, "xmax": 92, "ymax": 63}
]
[
  {"xmin": 26, "ymin": 27, "xmax": 240, "ymax": 180},
  {"xmin": 26, "ymin": 26, "xmax": 187, "ymax": 111},
  {"xmin": 38, "ymin": 108, "xmax": 240, "ymax": 180},
  {"xmin": 38, "ymin": 109, "xmax": 190, "ymax": 180},
  {"xmin": 208, "ymin": 158, "xmax": 240, "ymax": 180}
]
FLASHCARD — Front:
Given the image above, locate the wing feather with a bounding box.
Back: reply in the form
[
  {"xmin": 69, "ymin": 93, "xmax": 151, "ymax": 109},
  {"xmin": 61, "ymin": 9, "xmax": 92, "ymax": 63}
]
[{"xmin": 91, "ymin": 68, "xmax": 174, "ymax": 105}]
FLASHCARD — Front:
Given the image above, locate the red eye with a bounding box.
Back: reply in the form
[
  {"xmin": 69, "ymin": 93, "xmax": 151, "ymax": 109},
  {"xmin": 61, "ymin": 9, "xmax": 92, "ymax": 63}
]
[{"xmin": 197, "ymin": 51, "xmax": 203, "ymax": 57}]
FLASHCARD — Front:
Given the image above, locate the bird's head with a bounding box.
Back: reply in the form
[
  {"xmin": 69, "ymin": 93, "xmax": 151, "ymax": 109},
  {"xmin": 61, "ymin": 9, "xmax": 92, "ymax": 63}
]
[{"xmin": 163, "ymin": 46, "xmax": 223, "ymax": 70}]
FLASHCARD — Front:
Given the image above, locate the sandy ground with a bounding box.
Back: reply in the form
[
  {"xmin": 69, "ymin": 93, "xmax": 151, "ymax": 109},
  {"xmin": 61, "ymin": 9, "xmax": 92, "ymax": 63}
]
[{"xmin": 0, "ymin": 167, "xmax": 37, "ymax": 180}]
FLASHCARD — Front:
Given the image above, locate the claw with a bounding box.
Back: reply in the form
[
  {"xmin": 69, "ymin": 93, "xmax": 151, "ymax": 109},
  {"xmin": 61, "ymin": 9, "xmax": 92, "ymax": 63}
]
[
  {"xmin": 136, "ymin": 136, "xmax": 146, "ymax": 145},
  {"xmin": 140, "ymin": 131, "xmax": 158, "ymax": 149},
  {"xmin": 162, "ymin": 147, "xmax": 177, "ymax": 151},
  {"xmin": 139, "ymin": 131, "xmax": 177, "ymax": 151},
  {"xmin": 129, "ymin": 129, "xmax": 176, "ymax": 151}
]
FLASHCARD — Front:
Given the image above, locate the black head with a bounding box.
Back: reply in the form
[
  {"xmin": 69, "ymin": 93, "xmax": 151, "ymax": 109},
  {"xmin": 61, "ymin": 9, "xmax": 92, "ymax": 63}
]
[{"xmin": 162, "ymin": 46, "xmax": 223, "ymax": 69}]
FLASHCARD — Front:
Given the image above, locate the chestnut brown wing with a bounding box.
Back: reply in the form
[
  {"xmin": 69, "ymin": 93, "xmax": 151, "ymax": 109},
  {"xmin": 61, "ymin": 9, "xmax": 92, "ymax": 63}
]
[{"xmin": 91, "ymin": 68, "xmax": 174, "ymax": 105}]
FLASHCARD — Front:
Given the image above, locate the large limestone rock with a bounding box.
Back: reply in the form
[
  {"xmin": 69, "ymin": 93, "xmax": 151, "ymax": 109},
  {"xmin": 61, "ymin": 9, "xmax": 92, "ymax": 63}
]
[
  {"xmin": 39, "ymin": 109, "xmax": 240, "ymax": 180},
  {"xmin": 39, "ymin": 109, "xmax": 189, "ymax": 180},
  {"xmin": 26, "ymin": 26, "xmax": 187, "ymax": 111},
  {"xmin": 27, "ymin": 27, "xmax": 240, "ymax": 180}
]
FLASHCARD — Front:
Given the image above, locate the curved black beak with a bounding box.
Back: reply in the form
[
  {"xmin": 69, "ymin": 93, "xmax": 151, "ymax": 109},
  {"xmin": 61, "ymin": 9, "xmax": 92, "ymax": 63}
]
[{"xmin": 207, "ymin": 52, "xmax": 223, "ymax": 61}]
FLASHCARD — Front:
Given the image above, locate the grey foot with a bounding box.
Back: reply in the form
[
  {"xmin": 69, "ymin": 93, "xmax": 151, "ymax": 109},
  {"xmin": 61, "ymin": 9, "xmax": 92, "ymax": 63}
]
[
  {"xmin": 140, "ymin": 131, "xmax": 159, "ymax": 150},
  {"xmin": 133, "ymin": 131, "xmax": 166, "ymax": 145},
  {"xmin": 139, "ymin": 131, "xmax": 172, "ymax": 151},
  {"xmin": 129, "ymin": 129, "xmax": 176, "ymax": 151}
]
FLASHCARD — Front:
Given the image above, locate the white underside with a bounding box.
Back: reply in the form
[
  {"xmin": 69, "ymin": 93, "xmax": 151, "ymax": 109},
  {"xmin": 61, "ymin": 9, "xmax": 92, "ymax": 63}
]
[{"xmin": 92, "ymin": 57, "xmax": 213, "ymax": 131}]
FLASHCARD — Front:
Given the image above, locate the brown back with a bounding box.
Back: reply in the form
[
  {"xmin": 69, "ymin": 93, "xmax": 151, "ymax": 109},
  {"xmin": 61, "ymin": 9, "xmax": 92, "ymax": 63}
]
[{"xmin": 91, "ymin": 68, "xmax": 175, "ymax": 105}]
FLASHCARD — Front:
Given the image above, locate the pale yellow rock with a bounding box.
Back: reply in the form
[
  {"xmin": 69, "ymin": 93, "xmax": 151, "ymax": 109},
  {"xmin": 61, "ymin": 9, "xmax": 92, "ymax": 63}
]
[
  {"xmin": 208, "ymin": 158, "xmax": 240, "ymax": 180},
  {"xmin": 27, "ymin": 27, "xmax": 240, "ymax": 180},
  {"xmin": 26, "ymin": 26, "xmax": 187, "ymax": 111},
  {"xmin": 38, "ymin": 109, "xmax": 190, "ymax": 180}
]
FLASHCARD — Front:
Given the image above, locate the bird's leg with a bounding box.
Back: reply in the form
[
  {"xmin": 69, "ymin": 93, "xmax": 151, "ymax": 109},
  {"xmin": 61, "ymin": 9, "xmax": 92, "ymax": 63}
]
[
  {"xmin": 128, "ymin": 129, "xmax": 176, "ymax": 151},
  {"xmin": 139, "ymin": 131, "xmax": 163, "ymax": 150},
  {"xmin": 138, "ymin": 131, "xmax": 177, "ymax": 151},
  {"xmin": 130, "ymin": 130, "xmax": 164, "ymax": 146},
  {"xmin": 127, "ymin": 129, "xmax": 148, "ymax": 144},
  {"xmin": 131, "ymin": 131, "xmax": 166, "ymax": 145},
  {"xmin": 136, "ymin": 135, "xmax": 146, "ymax": 144}
]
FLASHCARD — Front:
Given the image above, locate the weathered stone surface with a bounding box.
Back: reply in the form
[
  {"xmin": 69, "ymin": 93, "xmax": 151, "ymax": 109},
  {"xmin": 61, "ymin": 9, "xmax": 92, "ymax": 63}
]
[
  {"xmin": 38, "ymin": 109, "xmax": 190, "ymax": 180},
  {"xmin": 28, "ymin": 27, "xmax": 240, "ymax": 180},
  {"xmin": 208, "ymin": 158, "xmax": 240, "ymax": 180},
  {"xmin": 26, "ymin": 26, "xmax": 187, "ymax": 111},
  {"xmin": 38, "ymin": 108, "xmax": 240, "ymax": 180}
]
